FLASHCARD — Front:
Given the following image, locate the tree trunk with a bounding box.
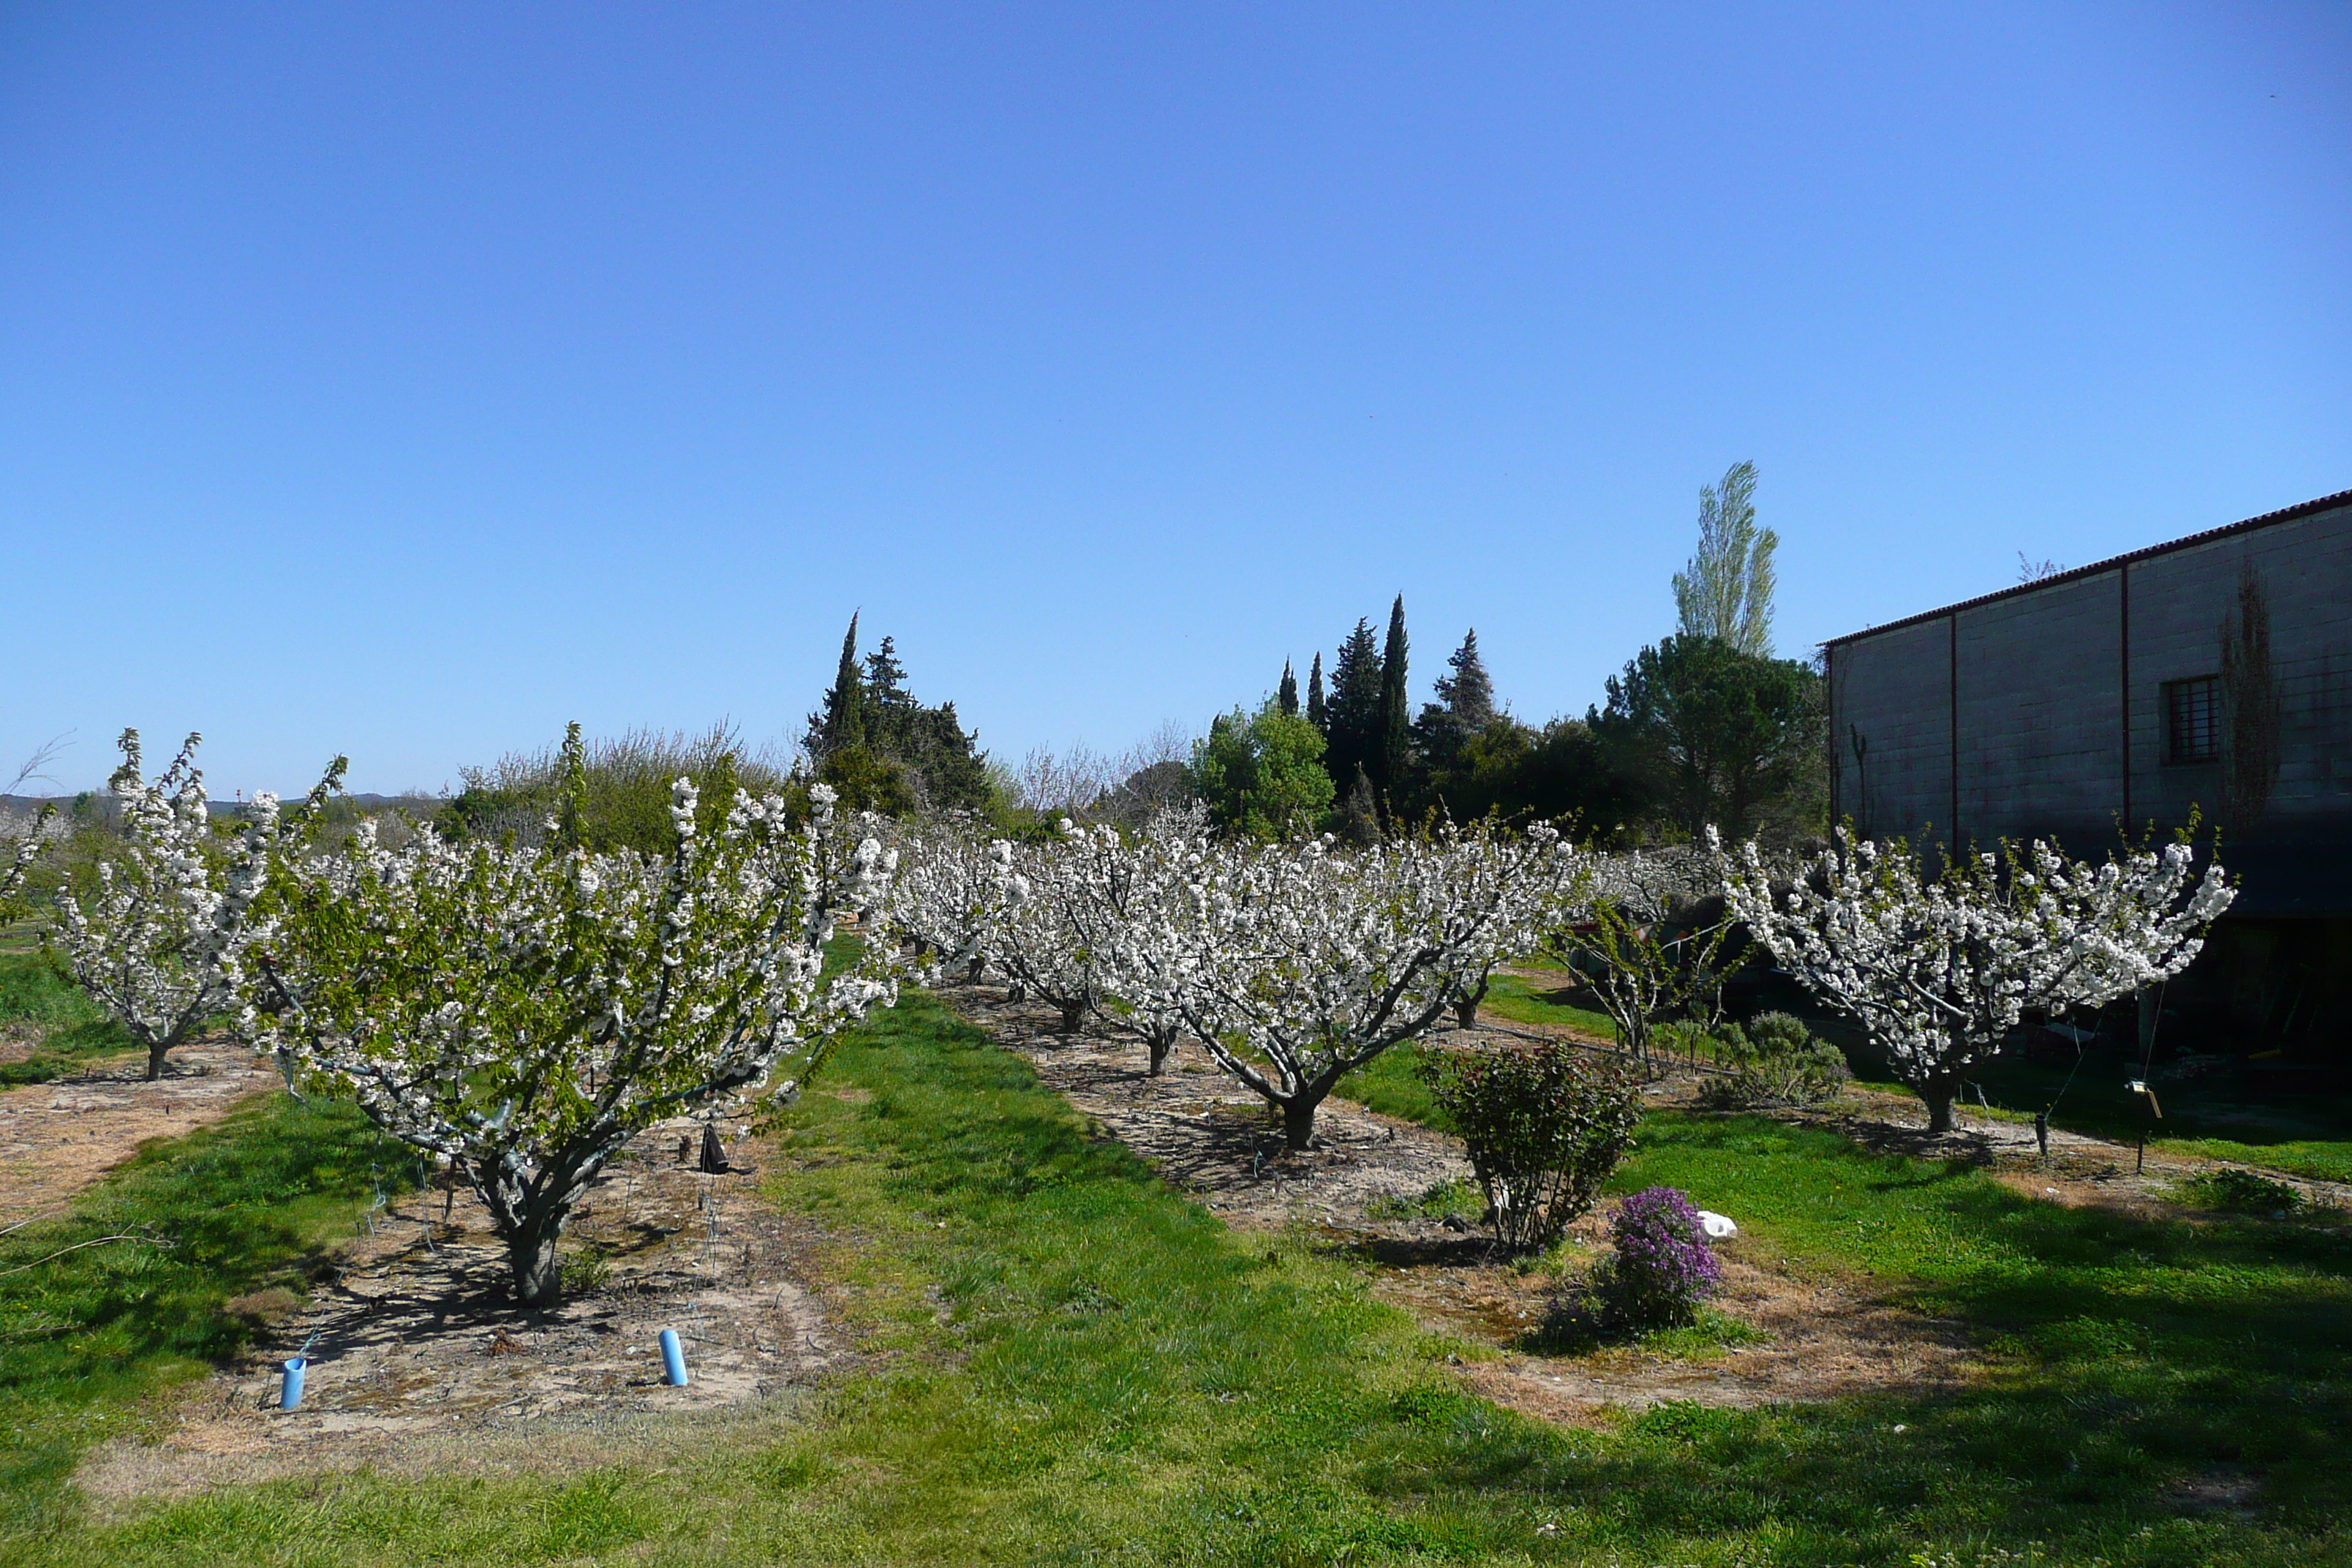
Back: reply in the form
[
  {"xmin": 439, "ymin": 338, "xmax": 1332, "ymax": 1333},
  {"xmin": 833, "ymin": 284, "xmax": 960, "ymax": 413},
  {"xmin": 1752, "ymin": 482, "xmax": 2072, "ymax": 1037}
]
[
  {"xmin": 480, "ymin": 1175, "xmax": 580, "ymax": 1308},
  {"xmin": 1147, "ymin": 1034, "xmax": 1172, "ymax": 1077},
  {"xmin": 1923, "ymin": 1085, "xmax": 1957, "ymax": 1134},
  {"xmin": 145, "ymin": 1037, "xmax": 172, "ymax": 1081},
  {"xmin": 1454, "ymin": 978, "xmax": 1487, "ymax": 1031},
  {"xmin": 1281, "ymin": 1097, "xmax": 1318, "ymax": 1152},
  {"xmin": 509, "ymin": 1223, "xmax": 565, "ymax": 1308},
  {"xmin": 1059, "ymin": 1000, "xmax": 1086, "ymax": 1033}
]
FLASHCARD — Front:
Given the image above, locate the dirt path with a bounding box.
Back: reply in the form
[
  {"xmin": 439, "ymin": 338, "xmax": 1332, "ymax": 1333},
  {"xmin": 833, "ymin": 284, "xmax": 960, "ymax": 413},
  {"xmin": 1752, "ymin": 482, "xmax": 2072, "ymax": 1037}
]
[
  {"xmin": 79, "ymin": 1120, "xmax": 856, "ymax": 1504},
  {"xmin": 0, "ymin": 1042, "xmax": 274, "ymax": 1223}
]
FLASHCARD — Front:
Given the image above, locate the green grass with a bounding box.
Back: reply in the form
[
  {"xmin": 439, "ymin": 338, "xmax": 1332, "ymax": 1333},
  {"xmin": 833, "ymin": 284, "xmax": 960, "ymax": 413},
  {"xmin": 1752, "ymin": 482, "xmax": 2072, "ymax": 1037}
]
[
  {"xmin": 0, "ymin": 1094, "xmax": 414, "ymax": 1534},
  {"xmin": 0, "ymin": 953, "xmax": 132, "ymax": 1088},
  {"xmin": 1480, "ymin": 973, "xmax": 1617, "ymax": 1041},
  {"xmin": 1335, "ymin": 1040, "xmax": 1450, "ymax": 1129},
  {"xmin": 7, "ymin": 993, "xmax": 2348, "ymax": 1564},
  {"xmin": 2155, "ymin": 1137, "xmax": 2352, "ymax": 1186}
]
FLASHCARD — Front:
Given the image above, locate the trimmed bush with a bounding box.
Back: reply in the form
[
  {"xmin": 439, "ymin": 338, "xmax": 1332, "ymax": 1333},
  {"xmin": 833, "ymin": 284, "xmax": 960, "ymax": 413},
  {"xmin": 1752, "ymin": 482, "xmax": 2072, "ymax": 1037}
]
[
  {"xmin": 2182, "ymin": 1167, "xmax": 2302, "ymax": 1214},
  {"xmin": 1419, "ymin": 1041, "xmax": 1639, "ymax": 1251},
  {"xmin": 1703, "ymin": 1011, "xmax": 1847, "ymax": 1109},
  {"xmin": 1594, "ymin": 1185, "xmax": 1722, "ymax": 1328}
]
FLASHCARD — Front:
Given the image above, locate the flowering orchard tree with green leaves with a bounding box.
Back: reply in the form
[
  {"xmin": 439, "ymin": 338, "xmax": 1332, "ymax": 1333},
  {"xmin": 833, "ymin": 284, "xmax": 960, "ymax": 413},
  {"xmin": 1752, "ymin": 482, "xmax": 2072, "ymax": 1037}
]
[
  {"xmin": 246, "ymin": 729, "xmax": 900, "ymax": 1306},
  {"xmin": 58, "ymin": 731, "xmax": 343, "ymax": 1081},
  {"xmin": 1717, "ymin": 827, "xmax": 2234, "ymax": 1133}
]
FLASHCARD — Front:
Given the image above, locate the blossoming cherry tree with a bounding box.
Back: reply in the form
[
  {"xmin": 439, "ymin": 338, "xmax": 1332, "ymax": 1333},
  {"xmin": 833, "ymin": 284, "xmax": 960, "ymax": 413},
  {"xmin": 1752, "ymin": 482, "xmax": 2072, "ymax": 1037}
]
[
  {"xmin": 1718, "ymin": 828, "xmax": 2233, "ymax": 1133},
  {"xmin": 246, "ymin": 731, "xmax": 900, "ymax": 1307}
]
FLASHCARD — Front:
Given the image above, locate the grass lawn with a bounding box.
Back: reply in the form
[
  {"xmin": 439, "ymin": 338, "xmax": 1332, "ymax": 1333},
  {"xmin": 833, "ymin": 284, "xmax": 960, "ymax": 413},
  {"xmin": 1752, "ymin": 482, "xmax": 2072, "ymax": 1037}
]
[
  {"xmin": 0, "ymin": 952, "xmax": 134, "ymax": 1088},
  {"xmin": 0, "ymin": 1094, "xmax": 415, "ymax": 1536},
  {"xmin": 1479, "ymin": 973, "xmax": 1617, "ymax": 1041},
  {"xmin": 5, "ymin": 992, "xmax": 2347, "ymax": 1564}
]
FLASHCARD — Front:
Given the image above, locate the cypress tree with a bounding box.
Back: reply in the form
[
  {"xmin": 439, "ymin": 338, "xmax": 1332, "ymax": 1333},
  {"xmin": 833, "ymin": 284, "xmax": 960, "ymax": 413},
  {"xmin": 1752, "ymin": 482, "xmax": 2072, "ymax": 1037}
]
[
  {"xmin": 1278, "ymin": 661, "xmax": 1300, "ymax": 717},
  {"xmin": 1323, "ymin": 619, "xmax": 1384, "ymax": 799},
  {"xmin": 1376, "ymin": 595, "xmax": 1410, "ymax": 805},
  {"xmin": 1306, "ymin": 653, "xmax": 1327, "ymax": 733},
  {"xmin": 807, "ymin": 613, "xmax": 865, "ymax": 758}
]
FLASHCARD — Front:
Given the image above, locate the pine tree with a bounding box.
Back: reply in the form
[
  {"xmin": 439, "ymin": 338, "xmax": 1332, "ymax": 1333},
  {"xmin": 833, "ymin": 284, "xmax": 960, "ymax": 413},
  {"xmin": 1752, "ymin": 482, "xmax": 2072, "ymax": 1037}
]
[
  {"xmin": 1322, "ymin": 620, "xmax": 1384, "ymax": 802},
  {"xmin": 806, "ymin": 614, "xmax": 865, "ymax": 759},
  {"xmin": 1306, "ymin": 653, "xmax": 1327, "ymax": 733},
  {"xmin": 1433, "ymin": 629, "xmax": 1496, "ymax": 731},
  {"xmin": 1278, "ymin": 661, "xmax": 1300, "ymax": 717},
  {"xmin": 1376, "ymin": 595, "xmax": 1410, "ymax": 807}
]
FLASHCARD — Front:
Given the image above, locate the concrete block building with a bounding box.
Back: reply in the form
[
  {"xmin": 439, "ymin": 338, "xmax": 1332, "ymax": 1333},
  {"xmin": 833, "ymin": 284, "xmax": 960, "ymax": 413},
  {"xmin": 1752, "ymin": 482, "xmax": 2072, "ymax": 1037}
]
[{"xmin": 1823, "ymin": 489, "xmax": 2352, "ymax": 1060}]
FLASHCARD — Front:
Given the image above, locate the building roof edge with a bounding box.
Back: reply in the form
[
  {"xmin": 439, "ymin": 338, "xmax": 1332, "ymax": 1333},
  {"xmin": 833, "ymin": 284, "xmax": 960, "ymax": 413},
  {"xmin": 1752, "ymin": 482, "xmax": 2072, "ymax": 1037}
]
[{"xmin": 1823, "ymin": 489, "xmax": 2352, "ymax": 649}]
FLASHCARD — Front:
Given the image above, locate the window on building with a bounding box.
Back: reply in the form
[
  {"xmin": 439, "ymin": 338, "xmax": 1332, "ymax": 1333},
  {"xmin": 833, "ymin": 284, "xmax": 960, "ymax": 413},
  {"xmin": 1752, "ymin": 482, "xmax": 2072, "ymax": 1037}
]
[{"xmin": 2166, "ymin": 676, "xmax": 2219, "ymax": 764}]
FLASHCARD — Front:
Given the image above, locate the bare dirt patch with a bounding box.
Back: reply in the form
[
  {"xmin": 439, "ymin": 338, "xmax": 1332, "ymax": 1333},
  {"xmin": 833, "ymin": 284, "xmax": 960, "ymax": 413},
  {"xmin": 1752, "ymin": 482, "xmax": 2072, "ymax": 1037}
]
[
  {"xmin": 0, "ymin": 1042, "xmax": 272, "ymax": 1222},
  {"xmin": 944, "ymin": 984, "xmax": 1981, "ymax": 1427},
  {"xmin": 949, "ymin": 984, "xmax": 1480, "ymax": 1232},
  {"xmin": 78, "ymin": 1123, "xmax": 856, "ymax": 1503}
]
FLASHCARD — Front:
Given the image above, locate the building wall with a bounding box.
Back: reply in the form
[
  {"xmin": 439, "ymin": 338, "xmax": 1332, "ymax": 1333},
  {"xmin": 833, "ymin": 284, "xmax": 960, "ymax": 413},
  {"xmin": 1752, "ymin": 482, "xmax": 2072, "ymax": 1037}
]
[{"xmin": 1828, "ymin": 497, "xmax": 2352, "ymax": 885}]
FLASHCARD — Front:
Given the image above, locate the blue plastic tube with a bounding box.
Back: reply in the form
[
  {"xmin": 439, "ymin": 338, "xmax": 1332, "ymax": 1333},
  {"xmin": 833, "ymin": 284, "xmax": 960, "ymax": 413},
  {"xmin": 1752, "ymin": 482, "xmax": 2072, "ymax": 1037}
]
[
  {"xmin": 658, "ymin": 1328, "xmax": 688, "ymax": 1387},
  {"xmin": 279, "ymin": 1356, "xmax": 309, "ymax": 1411}
]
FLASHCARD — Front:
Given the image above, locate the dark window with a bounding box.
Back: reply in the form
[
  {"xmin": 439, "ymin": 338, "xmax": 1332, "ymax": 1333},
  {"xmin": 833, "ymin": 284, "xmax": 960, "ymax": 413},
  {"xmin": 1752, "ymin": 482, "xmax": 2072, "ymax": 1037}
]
[{"xmin": 2166, "ymin": 676, "xmax": 2219, "ymax": 764}]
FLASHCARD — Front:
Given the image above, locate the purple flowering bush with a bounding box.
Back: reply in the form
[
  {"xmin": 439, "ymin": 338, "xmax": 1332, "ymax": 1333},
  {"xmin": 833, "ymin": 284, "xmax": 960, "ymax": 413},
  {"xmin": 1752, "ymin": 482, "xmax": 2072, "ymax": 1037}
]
[{"xmin": 1595, "ymin": 1186, "xmax": 1722, "ymax": 1329}]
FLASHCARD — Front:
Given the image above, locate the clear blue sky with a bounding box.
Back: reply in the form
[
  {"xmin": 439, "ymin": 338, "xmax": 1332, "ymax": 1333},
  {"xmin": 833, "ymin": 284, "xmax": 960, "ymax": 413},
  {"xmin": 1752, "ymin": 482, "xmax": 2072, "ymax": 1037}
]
[{"xmin": 4, "ymin": 3, "xmax": 2345, "ymax": 796}]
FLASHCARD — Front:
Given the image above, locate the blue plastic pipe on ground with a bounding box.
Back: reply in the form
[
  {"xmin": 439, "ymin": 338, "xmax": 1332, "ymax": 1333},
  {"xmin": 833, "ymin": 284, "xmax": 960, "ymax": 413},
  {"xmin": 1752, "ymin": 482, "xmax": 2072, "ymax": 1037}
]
[
  {"xmin": 279, "ymin": 1356, "xmax": 308, "ymax": 1411},
  {"xmin": 659, "ymin": 1328, "xmax": 688, "ymax": 1387}
]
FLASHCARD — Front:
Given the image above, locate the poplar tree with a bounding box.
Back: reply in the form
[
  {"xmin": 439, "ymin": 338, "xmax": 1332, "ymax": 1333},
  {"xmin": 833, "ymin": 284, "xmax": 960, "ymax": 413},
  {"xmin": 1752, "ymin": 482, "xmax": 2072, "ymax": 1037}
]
[
  {"xmin": 1672, "ymin": 461, "xmax": 1777, "ymax": 657},
  {"xmin": 1306, "ymin": 653, "xmax": 1327, "ymax": 733},
  {"xmin": 1376, "ymin": 595, "xmax": 1411, "ymax": 806},
  {"xmin": 1278, "ymin": 660, "xmax": 1300, "ymax": 717}
]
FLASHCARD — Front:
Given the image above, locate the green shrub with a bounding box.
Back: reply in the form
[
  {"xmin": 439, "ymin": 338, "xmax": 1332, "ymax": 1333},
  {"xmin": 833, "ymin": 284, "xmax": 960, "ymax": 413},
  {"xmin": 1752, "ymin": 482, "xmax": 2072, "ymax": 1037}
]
[
  {"xmin": 2182, "ymin": 1167, "xmax": 2303, "ymax": 1214},
  {"xmin": 1418, "ymin": 1041, "xmax": 1639, "ymax": 1251},
  {"xmin": 1702, "ymin": 1011, "xmax": 1847, "ymax": 1109}
]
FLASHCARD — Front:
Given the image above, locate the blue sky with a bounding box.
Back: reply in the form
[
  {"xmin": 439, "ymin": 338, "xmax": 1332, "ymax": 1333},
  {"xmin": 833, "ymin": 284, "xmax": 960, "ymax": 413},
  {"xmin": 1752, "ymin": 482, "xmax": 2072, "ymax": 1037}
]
[{"xmin": 4, "ymin": 3, "xmax": 2346, "ymax": 796}]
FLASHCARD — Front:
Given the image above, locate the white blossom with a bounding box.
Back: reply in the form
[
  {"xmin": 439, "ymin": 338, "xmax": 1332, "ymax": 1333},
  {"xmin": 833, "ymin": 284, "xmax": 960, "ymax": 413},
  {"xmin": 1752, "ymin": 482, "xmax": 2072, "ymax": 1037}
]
[
  {"xmin": 244, "ymin": 731, "xmax": 900, "ymax": 1306},
  {"xmin": 56, "ymin": 731, "xmax": 328, "ymax": 1080},
  {"xmin": 1716, "ymin": 826, "xmax": 2234, "ymax": 1132}
]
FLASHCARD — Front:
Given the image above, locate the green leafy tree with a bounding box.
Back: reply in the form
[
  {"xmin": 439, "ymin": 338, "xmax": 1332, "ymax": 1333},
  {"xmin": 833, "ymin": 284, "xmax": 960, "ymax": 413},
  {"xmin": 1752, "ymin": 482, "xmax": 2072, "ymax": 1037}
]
[
  {"xmin": 1591, "ymin": 636, "xmax": 1822, "ymax": 841},
  {"xmin": 1187, "ymin": 702, "xmax": 1336, "ymax": 840},
  {"xmin": 1672, "ymin": 461, "xmax": 1777, "ymax": 656},
  {"xmin": 1277, "ymin": 661, "xmax": 1300, "ymax": 717},
  {"xmin": 1305, "ymin": 652, "xmax": 1327, "ymax": 733}
]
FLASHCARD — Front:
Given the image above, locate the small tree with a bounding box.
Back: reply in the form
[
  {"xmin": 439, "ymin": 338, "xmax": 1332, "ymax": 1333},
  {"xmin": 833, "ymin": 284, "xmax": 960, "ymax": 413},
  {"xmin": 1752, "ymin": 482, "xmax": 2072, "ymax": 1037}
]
[
  {"xmin": 58, "ymin": 731, "xmax": 332, "ymax": 1080},
  {"xmin": 990, "ymin": 822, "xmax": 1112, "ymax": 1032},
  {"xmin": 892, "ymin": 815, "xmax": 1018, "ymax": 981},
  {"xmin": 247, "ymin": 738, "xmax": 899, "ymax": 1307},
  {"xmin": 1420, "ymin": 1041, "xmax": 1637, "ymax": 1251},
  {"xmin": 1154, "ymin": 822, "xmax": 1575, "ymax": 1149},
  {"xmin": 1719, "ymin": 827, "xmax": 2234, "ymax": 1133},
  {"xmin": 1539, "ymin": 848, "xmax": 1735, "ymax": 1071}
]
